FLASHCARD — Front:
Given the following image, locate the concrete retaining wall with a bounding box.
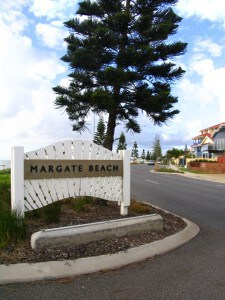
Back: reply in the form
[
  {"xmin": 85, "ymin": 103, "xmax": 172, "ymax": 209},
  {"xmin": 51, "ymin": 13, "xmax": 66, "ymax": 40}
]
[{"xmin": 31, "ymin": 214, "xmax": 163, "ymax": 251}]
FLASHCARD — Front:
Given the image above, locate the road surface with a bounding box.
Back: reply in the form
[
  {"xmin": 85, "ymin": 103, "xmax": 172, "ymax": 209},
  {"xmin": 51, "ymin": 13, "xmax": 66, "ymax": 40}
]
[{"xmin": 1, "ymin": 164, "xmax": 225, "ymax": 299}]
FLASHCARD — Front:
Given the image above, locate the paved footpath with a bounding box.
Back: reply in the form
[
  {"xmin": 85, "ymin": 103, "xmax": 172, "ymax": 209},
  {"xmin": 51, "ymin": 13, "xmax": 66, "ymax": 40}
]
[{"xmin": 180, "ymin": 171, "xmax": 225, "ymax": 184}]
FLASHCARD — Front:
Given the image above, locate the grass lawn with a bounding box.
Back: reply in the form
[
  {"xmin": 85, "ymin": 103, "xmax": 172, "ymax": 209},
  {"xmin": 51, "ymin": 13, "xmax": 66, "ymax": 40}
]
[{"xmin": 0, "ymin": 169, "xmax": 10, "ymax": 190}]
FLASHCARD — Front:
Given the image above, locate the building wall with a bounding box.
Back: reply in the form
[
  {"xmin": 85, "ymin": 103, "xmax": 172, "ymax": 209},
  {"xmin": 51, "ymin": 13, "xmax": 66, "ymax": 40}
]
[
  {"xmin": 188, "ymin": 162, "xmax": 225, "ymax": 173},
  {"xmin": 214, "ymin": 130, "xmax": 225, "ymax": 150}
]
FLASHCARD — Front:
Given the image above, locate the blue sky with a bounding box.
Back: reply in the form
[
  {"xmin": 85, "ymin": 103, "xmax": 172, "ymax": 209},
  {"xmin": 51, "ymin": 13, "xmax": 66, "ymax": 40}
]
[{"xmin": 1, "ymin": 0, "xmax": 225, "ymax": 159}]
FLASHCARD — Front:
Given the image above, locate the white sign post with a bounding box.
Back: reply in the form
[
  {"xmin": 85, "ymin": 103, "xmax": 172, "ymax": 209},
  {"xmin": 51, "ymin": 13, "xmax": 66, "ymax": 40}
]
[
  {"xmin": 11, "ymin": 140, "xmax": 130, "ymax": 217},
  {"xmin": 11, "ymin": 146, "xmax": 25, "ymax": 217}
]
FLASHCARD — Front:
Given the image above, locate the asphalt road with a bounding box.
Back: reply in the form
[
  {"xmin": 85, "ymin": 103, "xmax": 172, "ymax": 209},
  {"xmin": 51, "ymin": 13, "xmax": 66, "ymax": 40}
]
[{"xmin": 1, "ymin": 164, "xmax": 225, "ymax": 300}]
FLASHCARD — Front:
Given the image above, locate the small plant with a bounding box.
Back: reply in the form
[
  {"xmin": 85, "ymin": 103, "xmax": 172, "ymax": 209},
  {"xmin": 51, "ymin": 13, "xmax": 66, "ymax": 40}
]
[
  {"xmin": 26, "ymin": 201, "xmax": 61, "ymax": 223},
  {"xmin": 71, "ymin": 196, "xmax": 95, "ymax": 212},
  {"xmin": 129, "ymin": 200, "xmax": 151, "ymax": 214},
  {"xmin": 26, "ymin": 208, "xmax": 41, "ymax": 219},
  {"xmin": 154, "ymin": 163, "xmax": 159, "ymax": 172},
  {"xmin": 42, "ymin": 202, "xmax": 61, "ymax": 223}
]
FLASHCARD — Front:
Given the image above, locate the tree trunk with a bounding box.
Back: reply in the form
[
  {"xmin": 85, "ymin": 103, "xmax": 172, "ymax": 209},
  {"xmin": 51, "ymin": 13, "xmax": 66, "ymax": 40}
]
[{"xmin": 103, "ymin": 112, "xmax": 117, "ymax": 150}]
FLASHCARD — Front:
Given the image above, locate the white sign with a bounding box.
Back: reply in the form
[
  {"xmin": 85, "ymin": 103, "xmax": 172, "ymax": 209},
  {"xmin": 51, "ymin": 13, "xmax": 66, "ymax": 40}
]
[{"xmin": 11, "ymin": 140, "xmax": 130, "ymax": 217}]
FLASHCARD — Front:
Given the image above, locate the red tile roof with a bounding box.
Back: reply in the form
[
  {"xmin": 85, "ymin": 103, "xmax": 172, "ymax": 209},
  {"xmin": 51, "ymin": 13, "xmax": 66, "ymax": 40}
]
[
  {"xmin": 192, "ymin": 122, "xmax": 225, "ymax": 140},
  {"xmin": 192, "ymin": 133, "xmax": 211, "ymax": 140},
  {"xmin": 211, "ymin": 123, "xmax": 225, "ymax": 138},
  {"xmin": 201, "ymin": 122, "xmax": 225, "ymax": 131}
]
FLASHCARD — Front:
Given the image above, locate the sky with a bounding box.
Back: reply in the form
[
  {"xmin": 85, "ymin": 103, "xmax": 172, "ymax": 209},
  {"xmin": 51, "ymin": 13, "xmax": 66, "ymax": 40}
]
[{"xmin": 1, "ymin": 0, "xmax": 225, "ymax": 159}]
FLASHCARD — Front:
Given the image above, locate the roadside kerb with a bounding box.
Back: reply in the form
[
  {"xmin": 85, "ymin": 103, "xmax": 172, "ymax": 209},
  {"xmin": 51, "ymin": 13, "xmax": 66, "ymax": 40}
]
[{"xmin": 0, "ymin": 218, "xmax": 199, "ymax": 285}]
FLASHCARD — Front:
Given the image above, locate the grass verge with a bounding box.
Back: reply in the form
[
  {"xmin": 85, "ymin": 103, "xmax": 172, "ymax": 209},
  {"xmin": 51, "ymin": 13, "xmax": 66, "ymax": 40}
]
[
  {"xmin": 157, "ymin": 167, "xmax": 184, "ymax": 174},
  {"xmin": 0, "ymin": 169, "xmax": 26, "ymax": 248}
]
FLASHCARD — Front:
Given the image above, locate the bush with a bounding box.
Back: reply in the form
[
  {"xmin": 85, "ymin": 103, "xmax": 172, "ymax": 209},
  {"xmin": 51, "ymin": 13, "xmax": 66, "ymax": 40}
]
[
  {"xmin": 191, "ymin": 159, "xmax": 217, "ymax": 163},
  {"xmin": 129, "ymin": 200, "xmax": 151, "ymax": 214}
]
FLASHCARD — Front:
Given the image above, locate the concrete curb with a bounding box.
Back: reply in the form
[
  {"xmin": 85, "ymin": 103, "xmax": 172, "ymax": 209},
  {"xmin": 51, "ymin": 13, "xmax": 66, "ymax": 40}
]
[
  {"xmin": 31, "ymin": 214, "xmax": 163, "ymax": 251},
  {"xmin": 150, "ymin": 169, "xmax": 225, "ymax": 184},
  {"xmin": 0, "ymin": 218, "xmax": 199, "ymax": 285}
]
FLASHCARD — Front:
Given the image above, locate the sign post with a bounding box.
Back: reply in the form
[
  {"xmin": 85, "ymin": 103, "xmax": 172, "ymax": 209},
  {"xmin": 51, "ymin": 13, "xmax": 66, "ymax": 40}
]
[
  {"xmin": 11, "ymin": 146, "xmax": 25, "ymax": 217},
  {"xmin": 119, "ymin": 149, "xmax": 130, "ymax": 215}
]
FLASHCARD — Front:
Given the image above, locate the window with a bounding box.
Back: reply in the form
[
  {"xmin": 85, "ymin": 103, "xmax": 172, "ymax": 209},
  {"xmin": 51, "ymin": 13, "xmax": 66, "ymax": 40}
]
[{"xmin": 216, "ymin": 138, "xmax": 225, "ymax": 150}]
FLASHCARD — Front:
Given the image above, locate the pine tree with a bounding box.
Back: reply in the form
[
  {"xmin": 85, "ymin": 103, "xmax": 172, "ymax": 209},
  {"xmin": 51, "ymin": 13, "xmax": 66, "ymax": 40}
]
[
  {"xmin": 53, "ymin": 0, "xmax": 187, "ymax": 150},
  {"xmin": 141, "ymin": 149, "xmax": 146, "ymax": 160},
  {"xmin": 117, "ymin": 132, "xmax": 127, "ymax": 152},
  {"xmin": 132, "ymin": 141, "xmax": 139, "ymax": 161},
  {"xmin": 152, "ymin": 134, "xmax": 162, "ymax": 160},
  {"xmin": 146, "ymin": 150, "xmax": 150, "ymax": 161},
  {"xmin": 93, "ymin": 117, "xmax": 106, "ymax": 146}
]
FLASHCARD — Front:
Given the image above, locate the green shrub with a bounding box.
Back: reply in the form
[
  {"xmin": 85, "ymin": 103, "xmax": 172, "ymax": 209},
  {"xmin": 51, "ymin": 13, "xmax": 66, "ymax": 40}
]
[
  {"xmin": 192, "ymin": 159, "xmax": 217, "ymax": 163},
  {"xmin": 0, "ymin": 207, "xmax": 26, "ymax": 248}
]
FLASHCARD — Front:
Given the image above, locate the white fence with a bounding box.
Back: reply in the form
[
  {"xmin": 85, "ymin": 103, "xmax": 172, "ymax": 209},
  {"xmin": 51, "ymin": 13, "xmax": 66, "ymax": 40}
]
[{"xmin": 11, "ymin": 140, "xmax": 130, "ymax": 217}]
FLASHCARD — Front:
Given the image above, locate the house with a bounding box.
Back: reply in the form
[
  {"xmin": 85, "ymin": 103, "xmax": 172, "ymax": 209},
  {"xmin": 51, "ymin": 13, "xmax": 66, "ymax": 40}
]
[{"xmin": 191, "ymin": 122, "xmax": 225, "ymax": 158}]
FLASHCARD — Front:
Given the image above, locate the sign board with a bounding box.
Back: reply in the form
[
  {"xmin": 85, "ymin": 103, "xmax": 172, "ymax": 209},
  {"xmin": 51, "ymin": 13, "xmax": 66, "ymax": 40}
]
[
  {"xmin": 11, "ymin": 140, "xmax": 130, "ymax": 217},
  {"xmin": 24, "ymin": 159, "xmax": 123, "ymax": 179}
]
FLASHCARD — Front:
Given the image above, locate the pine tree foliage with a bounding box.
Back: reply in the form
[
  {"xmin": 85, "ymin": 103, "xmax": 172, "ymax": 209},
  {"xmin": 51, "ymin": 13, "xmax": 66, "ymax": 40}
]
[
  {"xmin": 117, "ymin": 132, "xmax": 127, "ymax": 151},
  {"xmin": 132, "ymin": 140, "xmax": 139, "ymax": 160},
  {"xmin": 141, "ymin": 149, "xmax": 146, "ymax": 160},
  {"xmin": 93, "ymin": 117, "xmax": 106, "ymax": 145},
  {"xmin": 53, "ymin": 0, "xmax": 187, "ymax": 150},
  {"xmin": 152, "ymin": 134, "xmax": 162, "ymax": 159}
]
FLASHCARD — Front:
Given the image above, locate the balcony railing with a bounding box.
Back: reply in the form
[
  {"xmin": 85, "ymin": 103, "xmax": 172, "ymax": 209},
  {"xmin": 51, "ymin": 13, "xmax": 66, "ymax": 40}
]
[{"xmin": 209, "ymin": 145, "xmax": 225, "ymax": 152}]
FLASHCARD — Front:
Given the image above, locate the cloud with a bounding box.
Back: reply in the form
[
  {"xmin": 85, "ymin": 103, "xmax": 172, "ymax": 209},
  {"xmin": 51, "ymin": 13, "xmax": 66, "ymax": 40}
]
[
  {"xmin": 1, "ymin": 0, "xmax": 225, "ymax": 160},
  {"xmin": 30, "ymin": 0, "xmax": 77, "ymax": 20},
  {"xmin": 189, "ymin": 58, "xmax": 214, "ymax": 76},
  {"xmin": 0, "ymin": 1, "xmax": 29, "ymax": 34},
  {"xmin": 0, "ymin": 12, "xmax": 72, "ymax": 159},
  {"xmin": 0, "ymin": 0, "xmax": 29, "ymax": 10},
  {"xmin": 193, "ymin": 39, "xmax": 223, "ymax": 57},
  {"xmin": 176, "ymin": 0, "xmax": 225, "ymax": 26},
  {"xmin": 35, "ymin": 22, "xmax": 67, "ymax": 48},
  {"xmin": 172, "ymin": 60, "xmax": 225, "ymax": 143}
]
